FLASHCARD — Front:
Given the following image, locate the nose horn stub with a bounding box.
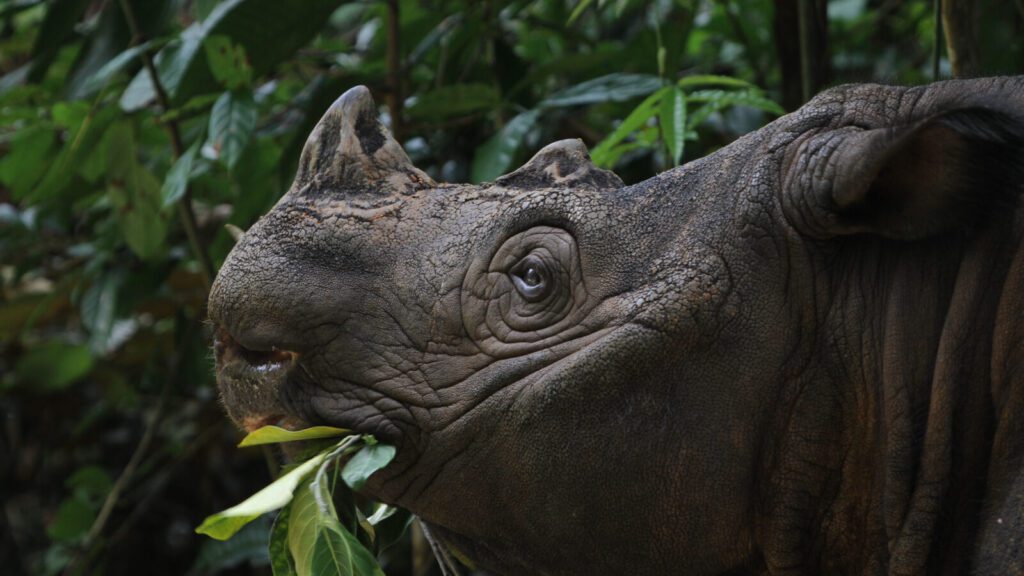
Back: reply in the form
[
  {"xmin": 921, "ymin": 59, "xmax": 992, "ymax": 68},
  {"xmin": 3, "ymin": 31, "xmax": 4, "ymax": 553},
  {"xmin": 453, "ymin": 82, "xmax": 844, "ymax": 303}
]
[
  {"xmin": 494, "ymin": 138, "xmax": 624, "ymax": 190},
  {"xmin": 292, "ymin": 85, "xmax": 435, "ymax": 200}
]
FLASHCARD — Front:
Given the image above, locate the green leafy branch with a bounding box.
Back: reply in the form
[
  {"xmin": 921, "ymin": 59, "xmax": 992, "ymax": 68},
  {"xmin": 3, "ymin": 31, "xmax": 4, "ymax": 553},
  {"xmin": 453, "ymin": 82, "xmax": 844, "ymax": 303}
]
[
  {"xmin": 196, "ymin": 426, "xmax": 406, "ymax": 576},
  {"xmin": 589, "ymin": 75, "xmax": 785, "ymax": 169},
  {"xmin": 471, "ymin": 73, "xmax": 783, "ymax": 182},
  {"xmin": 116, "ymin": 0, "xmax": 216, "ymax": 286}
]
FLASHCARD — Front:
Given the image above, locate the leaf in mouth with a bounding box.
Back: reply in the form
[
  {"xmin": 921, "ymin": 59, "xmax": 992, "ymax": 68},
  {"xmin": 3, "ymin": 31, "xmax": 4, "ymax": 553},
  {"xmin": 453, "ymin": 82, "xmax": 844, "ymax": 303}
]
[
  {"xmin": 196, "ymin": 427, "xmax": 403, "ymax": 575},
  {"xmin": 237, "ymin": 425, "xmax": 351, "ymax": 447},
  {"xmin": 195, "ymin": 446, "xmax": 334, "ymax": 541}
]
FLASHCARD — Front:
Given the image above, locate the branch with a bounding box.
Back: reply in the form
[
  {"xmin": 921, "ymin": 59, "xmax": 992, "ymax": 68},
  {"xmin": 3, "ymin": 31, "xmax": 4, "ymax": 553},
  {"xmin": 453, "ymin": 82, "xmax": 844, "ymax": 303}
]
[
  {"xmin": 118, "ymin": 0, "xmax": 215, "ymax": 288},
  {"xmin": 107, "ymin": 424, "xmax": 221, "ymax": 546},
  {"xmin": 61, "ymin": 374, "xmax": 173, "ymax": 576}
]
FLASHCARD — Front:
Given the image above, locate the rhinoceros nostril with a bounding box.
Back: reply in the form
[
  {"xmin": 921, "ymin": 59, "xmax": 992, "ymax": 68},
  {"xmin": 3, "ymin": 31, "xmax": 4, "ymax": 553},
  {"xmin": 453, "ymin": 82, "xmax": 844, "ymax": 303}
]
[{"xmin": 214, "ymin": 326, "xmax": 297, "ymax": 372}]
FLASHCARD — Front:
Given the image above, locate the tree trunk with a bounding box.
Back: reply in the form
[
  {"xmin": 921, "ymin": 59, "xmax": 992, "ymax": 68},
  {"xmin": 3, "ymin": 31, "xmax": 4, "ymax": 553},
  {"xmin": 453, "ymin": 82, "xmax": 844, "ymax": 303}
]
[
  {"xmin": 774, "ymin": 0, "xmax": 829, "ymax": 110},
  {"xmin": 942, "ymin": 0, "xmax": 981, "ymax": 77}
]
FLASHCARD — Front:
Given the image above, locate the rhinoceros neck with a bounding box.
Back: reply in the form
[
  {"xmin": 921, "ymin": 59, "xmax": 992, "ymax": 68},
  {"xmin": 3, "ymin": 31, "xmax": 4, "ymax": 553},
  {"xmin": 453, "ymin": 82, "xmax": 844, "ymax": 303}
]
[{"xmin": 783, "ymin": 215, "xmax": 1024, "ymax": 574}]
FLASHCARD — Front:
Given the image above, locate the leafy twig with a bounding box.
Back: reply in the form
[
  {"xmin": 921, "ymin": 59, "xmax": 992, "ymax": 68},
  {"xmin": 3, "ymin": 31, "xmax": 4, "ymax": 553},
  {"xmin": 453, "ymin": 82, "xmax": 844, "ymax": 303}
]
[
  {"xmin": 106, "ymin": 424, "xmax": 221, "ymax": 547},
  {"xmin": 62, "ymin": 371, "xmax": 174, "ymax": 575},
  {"xmin": 117, "ymin": 0, "xmax": 215, "ymax": 288}
]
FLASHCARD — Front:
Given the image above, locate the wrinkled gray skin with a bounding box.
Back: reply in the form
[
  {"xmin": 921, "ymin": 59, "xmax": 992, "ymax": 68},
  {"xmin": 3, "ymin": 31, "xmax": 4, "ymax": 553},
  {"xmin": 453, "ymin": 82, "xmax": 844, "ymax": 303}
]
[{"xmin": 209, "ymin": 77, "xmax": 1024, "ymax": 575}]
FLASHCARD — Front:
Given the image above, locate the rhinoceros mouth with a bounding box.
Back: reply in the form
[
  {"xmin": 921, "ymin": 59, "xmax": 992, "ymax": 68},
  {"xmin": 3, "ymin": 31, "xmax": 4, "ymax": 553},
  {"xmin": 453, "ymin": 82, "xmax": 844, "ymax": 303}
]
[{"xmin": 214, "ymin": 326, "xmax": 307, "ymax": 432}]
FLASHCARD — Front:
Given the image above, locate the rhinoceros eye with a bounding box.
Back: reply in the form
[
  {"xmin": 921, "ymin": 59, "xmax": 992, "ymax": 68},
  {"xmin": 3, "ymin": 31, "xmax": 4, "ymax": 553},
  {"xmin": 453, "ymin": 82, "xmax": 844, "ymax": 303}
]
[{"xmin": 509, "ymin": 254, "xmax": 550, "ymax": 301}]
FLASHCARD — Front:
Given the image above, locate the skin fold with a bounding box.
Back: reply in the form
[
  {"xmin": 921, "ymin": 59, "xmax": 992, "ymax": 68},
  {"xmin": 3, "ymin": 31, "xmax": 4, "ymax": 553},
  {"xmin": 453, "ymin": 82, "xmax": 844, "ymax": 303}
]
[{"xmin": 208, "ymin": 77, "xmax": 1024, "ymax": 575}]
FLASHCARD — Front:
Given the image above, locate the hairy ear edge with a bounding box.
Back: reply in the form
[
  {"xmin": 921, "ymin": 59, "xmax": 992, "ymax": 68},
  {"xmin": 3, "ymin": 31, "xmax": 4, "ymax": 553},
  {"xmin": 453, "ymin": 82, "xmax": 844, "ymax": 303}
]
[{"xmin": 785, "ymin": 106, "xmax": 1024, "ymax": 240}]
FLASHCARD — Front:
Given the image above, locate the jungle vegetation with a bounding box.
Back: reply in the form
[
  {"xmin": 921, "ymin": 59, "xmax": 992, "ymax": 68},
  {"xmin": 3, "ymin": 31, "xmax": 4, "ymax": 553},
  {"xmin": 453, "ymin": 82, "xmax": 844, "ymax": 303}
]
[{"xmin": 1, "ymin": 0, "xmax": 1021, "ymax": 574}]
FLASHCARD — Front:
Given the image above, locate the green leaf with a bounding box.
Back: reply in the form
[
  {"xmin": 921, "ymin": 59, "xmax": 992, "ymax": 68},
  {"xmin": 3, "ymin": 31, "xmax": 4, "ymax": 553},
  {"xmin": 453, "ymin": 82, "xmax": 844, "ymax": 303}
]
[
  {"xmin": 287, "ymin": 476, "xmax": 329, "ymax": 576},
  {"xmin": 367, "ymin": 506, "xmax": 412, "ymax": 554},
  {"xmin": 117, "ymin": 164, "xmax": 167, "ymax": 260},
  {"xmin": 310, "ymin": 525, "xmax": 355, "ymax": 576},
  {"xmin": 13, "ymin": 341, "xmax": 93, "ymax": 393},
  {"xmin": 659, "ymin": 86, "xmax": 686, "ymax": 166},
  {"xmin": 191, "ymin": 516, "xmax": 273, "ymax": 575},
  {"xmin": 119, "ymin": 201, "xmax": 166, "ymax": 261},
  {"xmin": 196, "ymin": 449, "xmax": 329, "ymax": 541},
  {"xmin": 338, "ymin": 524, "xmax": 385, "ymax": 576},
  {"xmin": 0, "ymin": 126, "xmax": 55, "ymax": 199},
  {"xmin": 405, "ymin": 83, "xmax": 499, "ymax": 121},
  {"xmin": 105, "ymin": 120, "xmax": 137, "ymax": 183},
  {"xmin": 121, "ymin": 0, "xmax": 349, "ymax": 108},
  {"xmin": 341, "ymin": 444, "xmax": 396, "ymax": 492},
  {"xmin": 676, "ymin": 75, "xmax": 754, "ymax": 90},
  {"xmin": 204, "ymin": 35, "xmax": 253, "ymax": 90},
  {"xmin": 685, "ymin": 89, "xmax": 785, "ymax": 128},
  {"xmin": 566, "ymin": 0, "xmax": 596, "ymax": 25},
  {"xmin": 287, "ymin": 476, "xmax": 383, "ymax": 576},
  {"xmin": 407, "ymin": 14, "xmax": 462, "ymax": 66},
  {"xmin": 207, "ymin": 89, "xmax": 257, "ymax": 169},
  {"xmin": 159, "ymin": 93, "xmax": 221, "ymax": 123},
  {"xmin": 239, "ymin": 425, "xmax": 352, "ymax": 447},
  {"xmin": 80, "ymin": 40, "xmax": 163, "ymax": 97},
  {"xmin": 540, "ymin": 73, "xmax": 664, "ymax": 108},
  {"xmin": 32, "ymin": 105, "xmax": 118, "ymax": 203},
  {"xmin": 27, "ymin": 0, "xmax": 91, "ymax": 83},
  {"xmin": 598, "ymin": 141, "xmax": 649, "ymax": 170},
  {"xmin": 80, "ymin": 271, "xmax": 123, "ymax": 355},
  {"xmin": 202, "ymin": 0, "xmax": 347, "ymax": 79},
  {"xmin": 67, "ymin": 466, "xmax": 112, "ymax": 506},
  {"xmin": 470, "ymin": 108, "xmax": 541, "ymax": 183},
  {"xmin": 590, "ymin": 87, "xmax": 667, "ymax": 167},
  {"xmin": 161, "ymin": 140, "xmax": 200, "ymax": 208},
  {"xmin": 269, "ymin": 505, "xmax": 298, "ymax": 576},
  {"xmin": 51, "ymin": 101, "xmax": 89, "ymax": 129},
  {"xmin": 47, "ymin": 497, "xmax": 94, "ymax": 542},
  {"xmin": 119, "ymin": 25, "xmax": 207, "ymax": 112},
  {"xmin": 77, "ymin": 129, "xmax": 111, "ymax": 184}
]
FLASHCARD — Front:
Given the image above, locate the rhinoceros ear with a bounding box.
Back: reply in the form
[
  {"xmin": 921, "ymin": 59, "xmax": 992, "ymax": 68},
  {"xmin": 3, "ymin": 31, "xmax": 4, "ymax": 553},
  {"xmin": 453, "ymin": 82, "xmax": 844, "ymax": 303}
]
[
  {"xmin": 785, "ymin": 107, "xmax": 1024, "ymax": 239},
  {"xmin": 292, "ymin": 86, "xmax": 433, "ymax": 197},
  {"xmin": 495, "ymin": 139, "xmax": 624, "ymax": 189}
]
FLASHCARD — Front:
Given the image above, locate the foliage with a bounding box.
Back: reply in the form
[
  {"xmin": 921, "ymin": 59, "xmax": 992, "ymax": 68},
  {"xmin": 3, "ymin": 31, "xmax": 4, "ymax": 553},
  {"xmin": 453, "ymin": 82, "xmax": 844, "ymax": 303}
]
[
  {"xmin": 196, "ymin": 427, "xmax": 403, "ymax": 576},
  {"xmin": 1, "ymin": 0, "xmax": 1020, "ymax": 575}
]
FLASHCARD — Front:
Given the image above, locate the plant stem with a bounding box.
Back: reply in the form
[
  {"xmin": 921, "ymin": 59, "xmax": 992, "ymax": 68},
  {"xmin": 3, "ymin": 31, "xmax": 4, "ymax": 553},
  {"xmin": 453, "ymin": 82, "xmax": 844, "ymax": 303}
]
[
  {"xmin": 117, "ymin": 0, "xmax": 215, "ymax": 289},
  {"xmin": 107, "ymin": 424, "xmax": 221, "ymax": 546},
  {"xmin": 62, "ymin": 372, "xmax": 173, "ymax": 576}
]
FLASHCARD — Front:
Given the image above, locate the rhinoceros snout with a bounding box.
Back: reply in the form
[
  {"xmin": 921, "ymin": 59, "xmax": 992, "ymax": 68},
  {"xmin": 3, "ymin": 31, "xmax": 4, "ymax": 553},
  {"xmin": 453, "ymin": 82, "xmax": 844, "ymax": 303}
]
[{"xmin": 213, "ymin": 324, "xmax": 303, "ymax": 432}]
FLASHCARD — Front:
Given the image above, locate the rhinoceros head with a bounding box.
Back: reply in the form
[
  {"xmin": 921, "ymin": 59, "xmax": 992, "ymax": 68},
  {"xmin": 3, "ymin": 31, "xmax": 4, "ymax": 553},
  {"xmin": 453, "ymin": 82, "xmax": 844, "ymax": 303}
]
[{"xmin": 209, "ymin": 78, "xmax": 1024, "ymax": 575}]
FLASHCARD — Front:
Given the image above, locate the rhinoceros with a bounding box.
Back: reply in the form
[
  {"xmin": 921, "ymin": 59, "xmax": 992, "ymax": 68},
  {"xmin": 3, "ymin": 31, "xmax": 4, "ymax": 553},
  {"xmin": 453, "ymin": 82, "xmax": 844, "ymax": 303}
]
[{"xmin": 209, "ymin": 77, "xmax": 1024, "ymax": 575}]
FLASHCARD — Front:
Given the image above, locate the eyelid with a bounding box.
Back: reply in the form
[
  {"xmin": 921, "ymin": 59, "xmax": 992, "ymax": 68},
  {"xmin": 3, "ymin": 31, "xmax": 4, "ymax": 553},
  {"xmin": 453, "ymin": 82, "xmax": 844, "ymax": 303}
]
[{"xmin": 510, "ymin": 254, "xmax": 550, "ymax": 301}]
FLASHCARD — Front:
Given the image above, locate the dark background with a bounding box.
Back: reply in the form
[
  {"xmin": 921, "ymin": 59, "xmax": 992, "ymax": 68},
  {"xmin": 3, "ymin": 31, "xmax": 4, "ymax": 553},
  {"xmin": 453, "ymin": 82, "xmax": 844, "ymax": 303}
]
[{"xmin": 1, "ymin": 0, "xmax": 1022, "ymax": 574}]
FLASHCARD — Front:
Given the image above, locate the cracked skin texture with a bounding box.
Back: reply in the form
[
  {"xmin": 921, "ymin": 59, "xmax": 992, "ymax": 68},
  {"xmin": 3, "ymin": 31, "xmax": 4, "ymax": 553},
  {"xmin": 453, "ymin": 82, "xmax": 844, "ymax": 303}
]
[{"xmin": 208, "ymin": 78, "xmax": 1024, "ymax": 575}]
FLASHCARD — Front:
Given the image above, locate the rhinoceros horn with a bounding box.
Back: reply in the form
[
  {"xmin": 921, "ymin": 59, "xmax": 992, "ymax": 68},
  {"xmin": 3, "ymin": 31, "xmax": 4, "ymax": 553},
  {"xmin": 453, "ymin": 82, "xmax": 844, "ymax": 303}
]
[
  {"xmin": 292, "ymin": 85, "xmax": 434, "ymax": 198},
  {"xmin": 495, "ymin": 138, "xmax": 623, "ymax": 190}
]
